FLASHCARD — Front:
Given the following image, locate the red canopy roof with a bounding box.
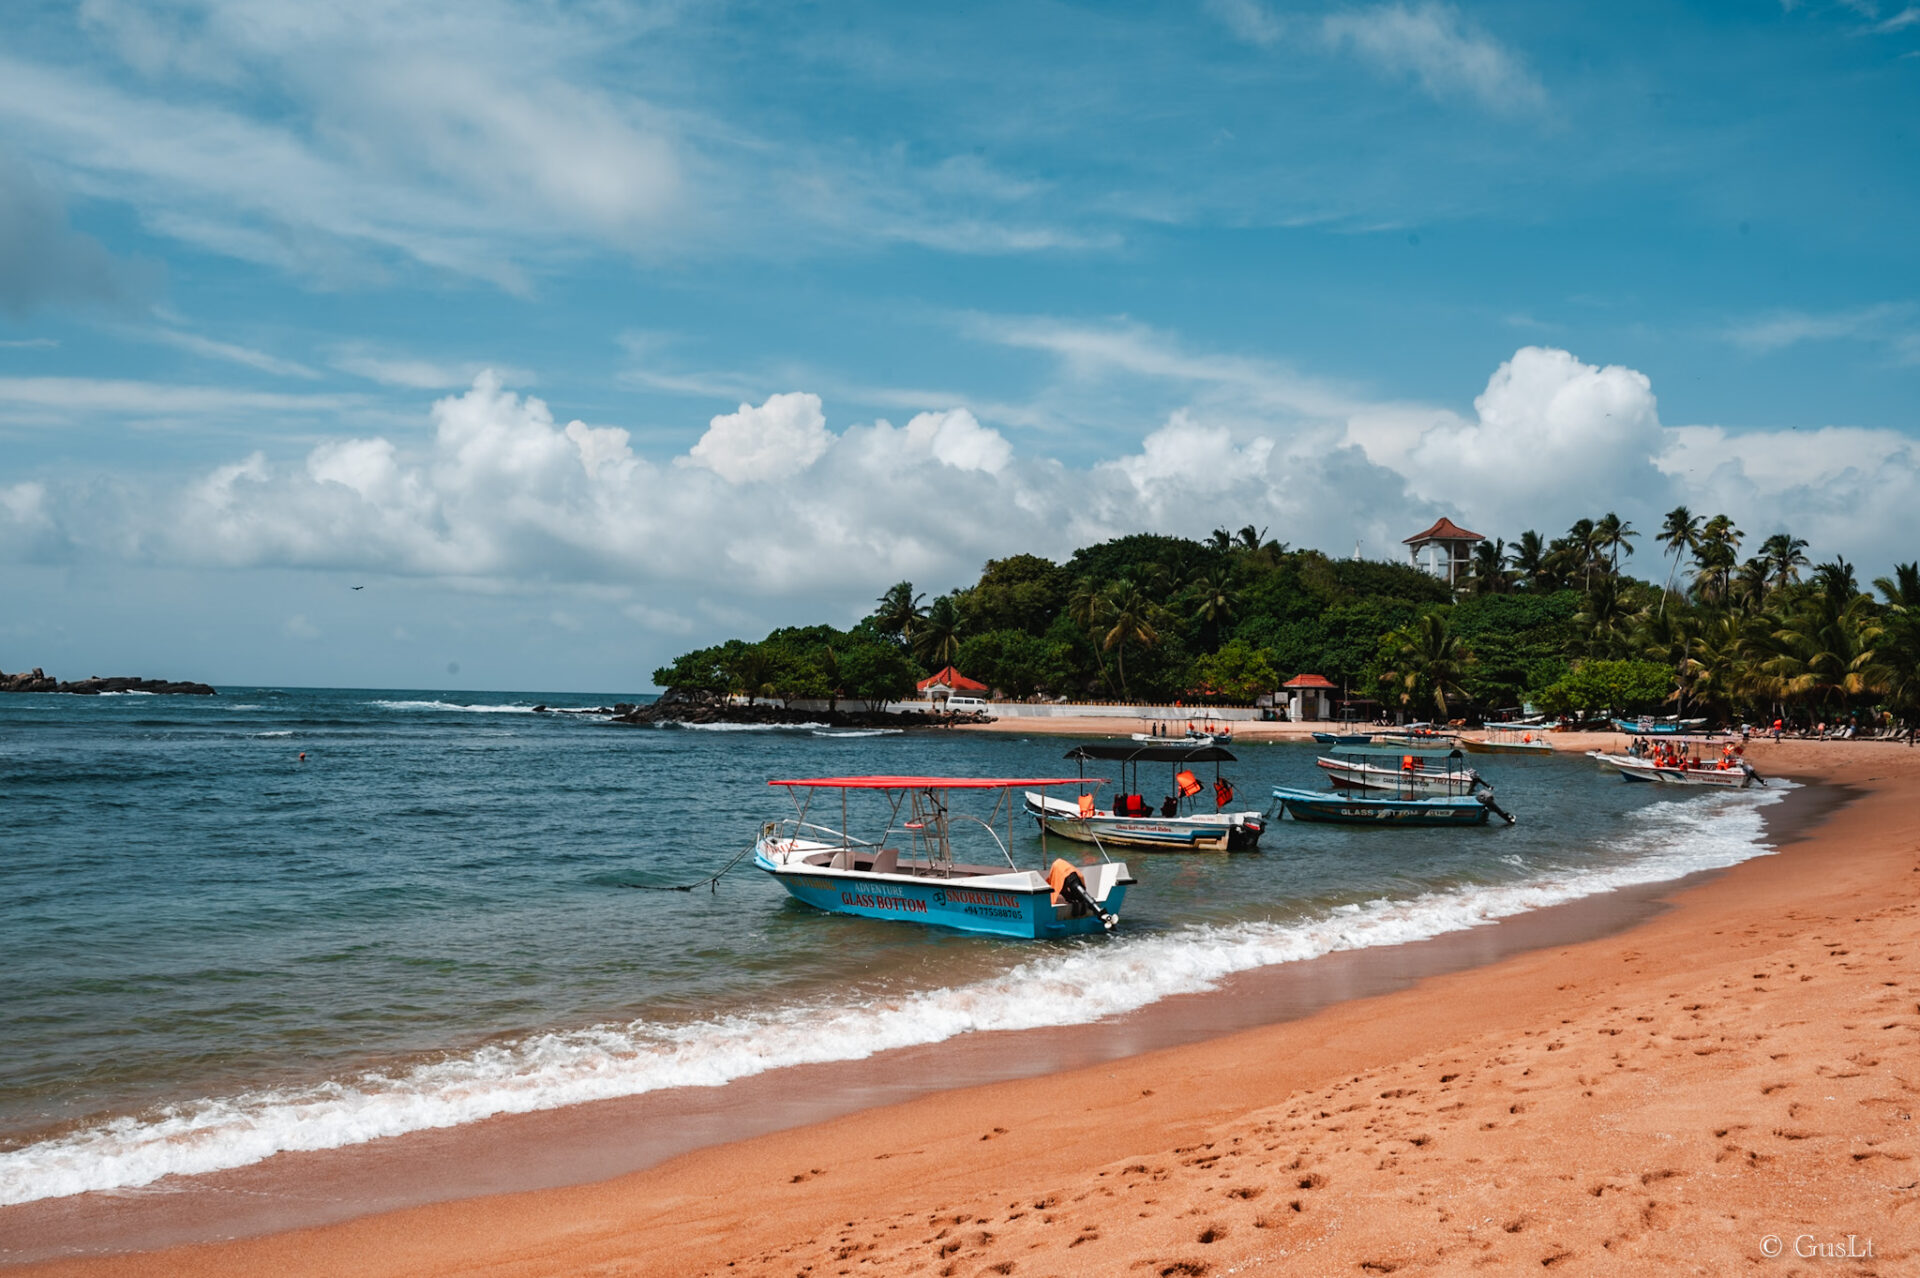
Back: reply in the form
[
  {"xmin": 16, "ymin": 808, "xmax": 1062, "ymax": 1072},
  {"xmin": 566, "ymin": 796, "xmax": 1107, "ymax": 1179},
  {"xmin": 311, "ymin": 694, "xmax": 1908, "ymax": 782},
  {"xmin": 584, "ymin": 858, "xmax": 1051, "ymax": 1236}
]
[
  {"xmin": 769, "ymin": 776, "xmax": 1099, "ymax": 790},
  {"xmin": 916, "ymin": 665, "xmax": 988, "ymax": 692},
  {"xmin": 1403, "ymin": 517, "xmax": 1484, "ymax": 544},
  {"xmin": 1282, "ymin": 673, "xmax": 1337, "ymax": 689}
]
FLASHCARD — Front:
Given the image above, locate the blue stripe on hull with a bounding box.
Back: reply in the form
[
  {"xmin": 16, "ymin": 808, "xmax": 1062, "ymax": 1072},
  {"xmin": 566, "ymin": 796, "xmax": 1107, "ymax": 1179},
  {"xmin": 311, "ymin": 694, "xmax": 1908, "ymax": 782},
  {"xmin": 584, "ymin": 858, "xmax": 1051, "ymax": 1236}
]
[
  {"xmin": 761, "ymin": 868, "xmax": 1124, "ymax": 938},
  {"xmin": 1276, "ymin": 797, "xmax": 1490, "ymax": 826}
]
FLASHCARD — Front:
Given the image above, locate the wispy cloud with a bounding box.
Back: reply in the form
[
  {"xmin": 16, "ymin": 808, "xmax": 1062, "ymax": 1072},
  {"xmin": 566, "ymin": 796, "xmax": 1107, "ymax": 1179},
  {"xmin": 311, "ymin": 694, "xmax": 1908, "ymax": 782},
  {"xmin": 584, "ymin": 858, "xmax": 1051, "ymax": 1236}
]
[
  {"xmin": 331, "ymin": 347, "xmax": 533, "ymax": 390},
  {"xmin": 137, "ymin": 326, "xmax": 320, "ymax": 379},
  {"xmin": 1321, "ymin": 3, "xmax": 1547, "ymax": 114},
  {"xmin": 1723, "ymin": 302, "xmax": 1919, "ymax": 362},
  {"xmin": 0, "ymin": 376, "xmax": 367, "ymax": 422},
  {"xmin": 1206, "ymin": 0, "xmax": 1285, "ymax": 48}
]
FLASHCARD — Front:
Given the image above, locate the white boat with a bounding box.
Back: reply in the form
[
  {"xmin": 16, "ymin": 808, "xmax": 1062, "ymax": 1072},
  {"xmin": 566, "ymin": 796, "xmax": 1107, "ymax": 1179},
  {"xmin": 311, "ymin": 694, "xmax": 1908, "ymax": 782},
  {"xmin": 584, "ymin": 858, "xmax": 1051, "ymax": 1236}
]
[
  {"xmin": 1025, "ymin": 743, "xmax": 1265, "ymax": 852},
  {"xmin": 1316, "ymin": 744, "xmax": 1485, "ymax": 796},
  {"xmin": 1460, "ymin": 724, "xmax": 1554, "ymax": 755},
  {"xmin": 1590, "ymin": 753, "xmax": 1760, "ymax": 788},
  {"xmin": 754, "ymin": 775, "xmax": 1134, "ymax": 937}
]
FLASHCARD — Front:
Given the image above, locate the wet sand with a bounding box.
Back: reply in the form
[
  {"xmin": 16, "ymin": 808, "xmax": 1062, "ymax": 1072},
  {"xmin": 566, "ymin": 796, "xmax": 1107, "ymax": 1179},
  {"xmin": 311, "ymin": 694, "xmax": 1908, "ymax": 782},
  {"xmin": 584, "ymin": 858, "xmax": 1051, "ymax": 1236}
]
[{"xmin": 9, "ymin": 738, "xmax": 1917, "ymax": 1276}]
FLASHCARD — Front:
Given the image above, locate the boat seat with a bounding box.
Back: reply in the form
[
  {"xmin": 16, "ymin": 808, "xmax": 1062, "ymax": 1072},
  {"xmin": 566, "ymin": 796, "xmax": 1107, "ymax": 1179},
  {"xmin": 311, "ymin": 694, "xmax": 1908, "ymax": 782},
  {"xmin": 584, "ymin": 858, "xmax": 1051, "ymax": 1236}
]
[
  {"xmin": 867, "ymin": 848, "xmax": 900, "ymax": 874},
  {"xmin": 829, "ymin": 850, "xmax": 852, "ymax": 870}
]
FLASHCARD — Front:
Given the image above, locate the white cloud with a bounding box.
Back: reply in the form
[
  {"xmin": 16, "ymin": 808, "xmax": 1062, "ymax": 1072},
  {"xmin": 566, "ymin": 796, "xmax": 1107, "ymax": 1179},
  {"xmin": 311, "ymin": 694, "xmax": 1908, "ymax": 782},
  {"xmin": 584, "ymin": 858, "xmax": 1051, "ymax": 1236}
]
[
  {"xmin": 683, "ymin": 392, "xmax": 833, "ymax": 484},
  {"xmin": 1723, "ymin": 303, "xmax": 1918, "ymax": 363},
  {"xmin": 6, "ymin": 350, "xmax": 1919, "ymax": 641},
  {"xmin": 140, "ymin": 326, "xmax": 320, "ymax": 379},
  {"xmin": 1322, "ymin": 3, "xmax": 1547, "ymax": 114}
]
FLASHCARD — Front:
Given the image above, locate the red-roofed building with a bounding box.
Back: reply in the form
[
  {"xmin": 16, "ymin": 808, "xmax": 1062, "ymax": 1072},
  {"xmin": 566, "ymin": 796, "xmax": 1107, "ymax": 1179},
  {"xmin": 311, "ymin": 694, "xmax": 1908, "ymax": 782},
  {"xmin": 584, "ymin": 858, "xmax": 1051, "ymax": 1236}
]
[
  {"xmin": 916, "ymin": 666, "xmax": 988, "ymax": 701},
  {"xmin": 1404, "ymin": 517, "xmax": 1485, "ymax": 586},
  {"xmin": 1281, "ymin": 672, "xmax": 1336, "ymax": 722}
]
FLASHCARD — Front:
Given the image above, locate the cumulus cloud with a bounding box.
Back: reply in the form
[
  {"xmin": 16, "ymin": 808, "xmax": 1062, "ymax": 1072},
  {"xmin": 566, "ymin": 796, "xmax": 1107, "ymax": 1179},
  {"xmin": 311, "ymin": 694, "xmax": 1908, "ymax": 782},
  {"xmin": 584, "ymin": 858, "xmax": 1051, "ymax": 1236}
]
[
  {"xmin": 5, "ymin": 350, "xmax": 1919, "ymax": 641},
  {"xmin": 683, "ymin": 392, "xmax": 833, "ymax": 484},
  {"xmin": 1322, "ymin": 3, "xmax": 1547, "ymax": 114}
]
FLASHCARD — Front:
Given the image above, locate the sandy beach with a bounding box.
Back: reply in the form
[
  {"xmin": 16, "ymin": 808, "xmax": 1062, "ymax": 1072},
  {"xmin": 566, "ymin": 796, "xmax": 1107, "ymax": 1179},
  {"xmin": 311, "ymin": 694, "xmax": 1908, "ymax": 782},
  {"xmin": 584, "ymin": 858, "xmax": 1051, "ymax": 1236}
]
[{"xmin": 11, "ymin": 736, "xmax": 1917, "ymax": 1277}]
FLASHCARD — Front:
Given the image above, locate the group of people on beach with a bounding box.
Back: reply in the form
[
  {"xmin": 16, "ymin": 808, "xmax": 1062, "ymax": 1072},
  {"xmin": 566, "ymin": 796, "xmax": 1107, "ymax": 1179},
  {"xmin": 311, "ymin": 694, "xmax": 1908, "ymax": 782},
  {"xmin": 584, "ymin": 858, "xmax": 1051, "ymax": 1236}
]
[{"xmin": 1625, "ymin": 738, "xmax": 1745, "ymax": 771}]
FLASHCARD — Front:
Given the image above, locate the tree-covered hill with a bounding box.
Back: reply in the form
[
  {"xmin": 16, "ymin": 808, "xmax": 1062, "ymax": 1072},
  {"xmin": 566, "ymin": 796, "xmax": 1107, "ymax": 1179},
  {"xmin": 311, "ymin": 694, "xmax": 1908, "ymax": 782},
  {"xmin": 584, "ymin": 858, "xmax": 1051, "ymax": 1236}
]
[{"xmin": 653, "ymin": 512, "xmax": 1920, "ymax": 729}]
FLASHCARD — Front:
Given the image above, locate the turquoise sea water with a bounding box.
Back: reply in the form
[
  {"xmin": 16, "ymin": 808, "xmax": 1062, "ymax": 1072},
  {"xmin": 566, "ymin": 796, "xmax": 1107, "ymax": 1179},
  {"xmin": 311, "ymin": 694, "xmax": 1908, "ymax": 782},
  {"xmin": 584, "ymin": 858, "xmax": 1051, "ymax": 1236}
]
[{"xmin": 0, "ymin": 688, "xmax": 1785, "ymax": 1204}]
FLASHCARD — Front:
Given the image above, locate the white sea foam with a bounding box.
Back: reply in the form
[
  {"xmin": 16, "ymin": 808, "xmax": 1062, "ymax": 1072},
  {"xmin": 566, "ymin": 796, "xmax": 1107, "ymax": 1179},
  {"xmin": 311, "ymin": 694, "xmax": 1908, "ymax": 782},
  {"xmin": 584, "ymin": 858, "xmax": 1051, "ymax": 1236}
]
[
  {"xmin": 0, "ymin": 787, "xmax": 1786, "ymax": 1206},
  {"xmin": 251, "ymin": 731, "xmax": 294, "ymax": 738},
  {"xmin": 369, "ymin": 700, "xmax": 534, "ymax": 714},
  {"xmin": 812, "ymin": 728, "xmax": 906, "ymax": 737}
]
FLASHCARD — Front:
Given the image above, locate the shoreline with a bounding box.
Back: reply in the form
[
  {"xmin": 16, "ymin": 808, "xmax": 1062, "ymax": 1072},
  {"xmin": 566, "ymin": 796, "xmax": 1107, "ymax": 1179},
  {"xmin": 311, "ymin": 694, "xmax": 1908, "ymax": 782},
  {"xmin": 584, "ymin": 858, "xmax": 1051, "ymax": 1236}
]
[{"xmin": 8, "ymin": 740, "xmax": 1909, "ymax": 1273}]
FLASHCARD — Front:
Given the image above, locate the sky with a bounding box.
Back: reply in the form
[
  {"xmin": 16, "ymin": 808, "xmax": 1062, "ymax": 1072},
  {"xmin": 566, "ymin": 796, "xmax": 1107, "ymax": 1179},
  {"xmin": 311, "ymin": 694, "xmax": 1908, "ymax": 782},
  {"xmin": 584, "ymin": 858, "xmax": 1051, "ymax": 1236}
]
[{"xmin": 2, "ymin": 0, "xmax": 1918, "ymax": 692}]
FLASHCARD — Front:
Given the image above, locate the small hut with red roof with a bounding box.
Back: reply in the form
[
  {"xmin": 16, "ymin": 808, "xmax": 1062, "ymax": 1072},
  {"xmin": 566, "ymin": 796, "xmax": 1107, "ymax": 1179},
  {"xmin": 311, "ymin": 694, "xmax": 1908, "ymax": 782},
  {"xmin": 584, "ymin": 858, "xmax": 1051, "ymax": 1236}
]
[
  {"xmin": 1281, "ymin": 672, "xmax": 1336, "ymax": 722},
  {"xmin": 1404, "ymin": 516, "xmax": 1484, "ymax": 587}
]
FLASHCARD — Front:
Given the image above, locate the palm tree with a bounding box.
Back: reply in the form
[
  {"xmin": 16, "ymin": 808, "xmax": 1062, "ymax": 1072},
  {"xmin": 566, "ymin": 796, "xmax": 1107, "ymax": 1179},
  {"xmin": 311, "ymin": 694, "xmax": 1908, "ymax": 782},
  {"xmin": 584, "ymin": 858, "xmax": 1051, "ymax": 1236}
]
[
  {"xmin": 1565, "ymin": 518, "xmax": 1599, "ymax": 588},
  {"xmin": 1378, "ymin": 611, "xmax": 1474, "ymax": 720},
  {"xmin": 1510, "ymin": 530, "xmax": 1549, "ymax": 589},
  {"xmin": 873, "ymin": 582, "xmax": 926, "ymax": 644},
  {"xmin": 1657, "ymin": 506, "xmax": 1702, "ymax": 616},
  {"xmin": 1207, "ymin": 527, "xmax": 1234, "ymax": 554},
  {"xmin": 1813, "ymin": 558, "xmax": 1859, "ymax": 606},
  {"xmin": 1189, "ymin": 570, "xmax": 1239, "ymax": 644},
  {"xmin": 1594, "ymin": 512, "xmax": 1637, "ymax": 573},
  {"xmin": 1870, "ymin": 563, "xmax": 1920, "ymax": 713},
  {"xmin": 1692, "ymin": 514, "xmax": 1743, "ymax": 604},
  {"xmin": 1467, "ymin": 538, "xmax": 1510, "ymax": 595},
  {"xmin": 1758, "ymin": 532, "xmax": 1810, "ymax": 596},
  {"xmin": 1097, "ymin": 578, "xmax": 1163, "ymax": 701},
  {"xmin": 913, "ymin": 596, "xmax": 964, "ymax": 668}
]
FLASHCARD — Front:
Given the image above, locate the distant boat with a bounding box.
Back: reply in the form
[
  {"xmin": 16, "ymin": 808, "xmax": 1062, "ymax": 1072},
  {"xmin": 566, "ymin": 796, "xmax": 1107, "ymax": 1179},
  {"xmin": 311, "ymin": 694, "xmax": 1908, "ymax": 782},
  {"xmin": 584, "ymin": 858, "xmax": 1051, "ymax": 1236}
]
[
  {"xmin": 1315, "ymin": 744, "xmax": 1486, "ymax": 796},
  {"xmin": 1610, "ymin": 715, "xmax": 1709, "ymax": 736},
  {"xmin": 754, "ymin": 775, "xmax": 1133, "ymax": 938},
  {"xmin": 1311, "ymin": 731, "xmax": 1375, "ymax": 745},
  {"xmin": 1272, "ymin": 786, "xmax": 1512, "ymax": 826},
  {"xmin": 1460, "ymin": 724, "xmax": 1554, "ymax": 755},
  {"xmin": 1026, "ymin": 742, "xmax": 1265, "ymax": 852}
]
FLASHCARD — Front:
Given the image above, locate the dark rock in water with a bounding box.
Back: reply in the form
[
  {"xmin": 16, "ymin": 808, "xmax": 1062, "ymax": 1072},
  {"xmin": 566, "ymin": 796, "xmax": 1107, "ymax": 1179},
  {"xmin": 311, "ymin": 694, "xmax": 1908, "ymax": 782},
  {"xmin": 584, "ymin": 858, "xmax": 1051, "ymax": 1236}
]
[
  {"xmin": 1, "ymin": 668, "xmax": 215, "ymax": 695},
  {"xmin": 532, "ymin": 704, "xmax": 549, "ymax": 712}
]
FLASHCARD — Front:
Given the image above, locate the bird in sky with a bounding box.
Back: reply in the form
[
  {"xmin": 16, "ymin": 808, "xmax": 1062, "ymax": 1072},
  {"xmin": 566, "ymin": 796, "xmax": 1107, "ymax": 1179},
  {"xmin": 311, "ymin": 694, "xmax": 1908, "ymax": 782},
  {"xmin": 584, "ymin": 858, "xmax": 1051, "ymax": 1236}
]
[{"xmin": 352, "ymin": 585, "xmax": 364, "ymax": 590}]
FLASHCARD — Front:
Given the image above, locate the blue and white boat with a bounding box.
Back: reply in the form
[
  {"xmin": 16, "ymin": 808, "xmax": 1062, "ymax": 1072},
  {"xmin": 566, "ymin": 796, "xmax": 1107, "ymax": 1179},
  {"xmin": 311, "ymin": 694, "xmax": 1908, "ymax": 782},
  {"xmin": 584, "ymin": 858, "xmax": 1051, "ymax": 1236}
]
[
  {"xmin": 1610, "ymin": 715, "xmax": 1709, "ymax": 736},
  {"xmin": 1024, "ymin": 743, "xmax": 1266, "ymax": 852},
  {"xmin": 755, "ymin": 775, "xmax": 1134, "ymax": 938},
  {"xmin": 1311, "ymin": 731, "xmax": 1375, "ymax": 745},
  {"xmin": 1316, "ymin": 743, "xmax": 1485, "ymax": 796},
  {"xmin": 1271, "ymin": 787, "xmax": 1512, "ymax": 826}
]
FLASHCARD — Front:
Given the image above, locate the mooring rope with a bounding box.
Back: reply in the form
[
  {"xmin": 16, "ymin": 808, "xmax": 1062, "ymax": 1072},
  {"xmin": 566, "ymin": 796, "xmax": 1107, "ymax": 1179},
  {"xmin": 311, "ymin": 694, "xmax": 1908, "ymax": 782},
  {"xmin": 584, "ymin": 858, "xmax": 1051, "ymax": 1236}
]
[{"xmin": 618, "ymin": 841, "xmax": 758, "ymax": 893}]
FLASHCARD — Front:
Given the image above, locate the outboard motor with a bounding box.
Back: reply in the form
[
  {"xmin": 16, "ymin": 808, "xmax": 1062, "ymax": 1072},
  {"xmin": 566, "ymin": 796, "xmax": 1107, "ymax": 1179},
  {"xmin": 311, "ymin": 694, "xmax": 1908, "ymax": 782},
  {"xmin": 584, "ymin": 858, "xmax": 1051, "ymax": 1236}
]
[
  {"xmin": 1477, "ymin": 791, "xmax": 1517, "ymax": 825},
  {"xmin": 1049, "ymin": 858, "xmax": 1116, "ymax": 930}
]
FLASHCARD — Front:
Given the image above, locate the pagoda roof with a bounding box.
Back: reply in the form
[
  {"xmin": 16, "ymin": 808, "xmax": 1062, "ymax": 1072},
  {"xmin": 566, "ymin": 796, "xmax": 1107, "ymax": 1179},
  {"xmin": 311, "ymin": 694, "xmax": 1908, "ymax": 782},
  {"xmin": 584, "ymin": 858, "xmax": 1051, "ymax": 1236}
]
[
  {"xmin": 1282, "ymin": 673, "xmax": 1337, "ymax": 689},
  {"xmin": 916, "ymin": 665, "xmax": 988, "ymax": 692},
  {"xmin": 1403, "ymin": 517, "xmax": 1485, "ymax": 545}
]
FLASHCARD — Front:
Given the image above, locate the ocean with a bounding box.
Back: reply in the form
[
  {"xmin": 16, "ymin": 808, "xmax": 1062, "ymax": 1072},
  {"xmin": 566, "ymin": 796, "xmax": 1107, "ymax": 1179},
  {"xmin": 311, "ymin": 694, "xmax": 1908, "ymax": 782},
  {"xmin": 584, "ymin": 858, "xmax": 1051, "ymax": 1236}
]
[{"xmin": 0, "ymin": 688, "xmax": 1786, "ymax": 1207}]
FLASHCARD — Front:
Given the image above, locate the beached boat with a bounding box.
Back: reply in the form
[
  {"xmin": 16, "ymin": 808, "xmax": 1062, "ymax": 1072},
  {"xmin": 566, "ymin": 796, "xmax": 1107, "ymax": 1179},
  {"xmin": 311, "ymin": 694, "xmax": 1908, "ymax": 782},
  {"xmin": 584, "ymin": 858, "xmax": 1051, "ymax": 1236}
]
[
  {"xmin": 1589, "ymin": 753, "xmax": 1760, "ymax": 788},
  {"xmin": 1610, "ymin": 715, "xmax": 1709, "ymax": 736},
  {"xmin": 1373, "ymin": 723, "xmax": 1460, "ymax": 747},
  {"xmin": 1271, "ymin": 786, "xmax": 1512, "ymax": 826},
  {"xmin": 1315, "ymin": 744, "xmax": 1485, "ymax": 796},
  {"xmin": 754, "ymin": 776, "xmax": 1134, "ymax": 938},
  {"xmin": 1460, "ymin": 724, "xmax": 1554, "ymax": 755},
  {"xmin": 1025, "ymin": 743, "xmax": 1265, "ymax": 852},
  {"xmin": 1311, "ymin": 731, "xmax": 1375, "ymax": 745}
]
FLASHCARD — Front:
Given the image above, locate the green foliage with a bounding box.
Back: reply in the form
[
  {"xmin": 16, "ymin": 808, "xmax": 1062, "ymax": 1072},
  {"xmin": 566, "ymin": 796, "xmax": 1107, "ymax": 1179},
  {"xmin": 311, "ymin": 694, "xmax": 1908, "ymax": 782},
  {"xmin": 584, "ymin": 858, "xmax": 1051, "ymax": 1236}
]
[
  {"xmin": 650, "ymin": 514, "xmax": 1918, "ymax": 729},
  {"xmin": 1533, "ymin": 659, "xmax": 1675, "ymax": 717},
  {"xmin": 1189, "ymin": 639, "xmax": 1279, "ymax": 702}
]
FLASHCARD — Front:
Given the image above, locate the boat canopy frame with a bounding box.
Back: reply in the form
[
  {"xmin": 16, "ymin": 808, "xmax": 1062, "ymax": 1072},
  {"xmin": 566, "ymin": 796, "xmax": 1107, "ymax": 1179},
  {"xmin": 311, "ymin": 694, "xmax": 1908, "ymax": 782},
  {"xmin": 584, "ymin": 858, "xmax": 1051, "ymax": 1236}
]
[
  {"xmin": 1061, "ymin": 743, "xmax": 1238, "ymax": 815},
  {"xmin": 768, "ymin": 776, "xmax": 1113, "ymax": 870}
]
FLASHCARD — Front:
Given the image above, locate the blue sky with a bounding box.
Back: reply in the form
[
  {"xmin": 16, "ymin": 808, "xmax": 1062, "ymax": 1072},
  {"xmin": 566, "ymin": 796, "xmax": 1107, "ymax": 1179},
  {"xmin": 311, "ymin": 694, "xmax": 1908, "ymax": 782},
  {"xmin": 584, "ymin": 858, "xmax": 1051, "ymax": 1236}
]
[{"xmin": 3, "ymin": 0, "xmax": 1918, "ymax": 691}]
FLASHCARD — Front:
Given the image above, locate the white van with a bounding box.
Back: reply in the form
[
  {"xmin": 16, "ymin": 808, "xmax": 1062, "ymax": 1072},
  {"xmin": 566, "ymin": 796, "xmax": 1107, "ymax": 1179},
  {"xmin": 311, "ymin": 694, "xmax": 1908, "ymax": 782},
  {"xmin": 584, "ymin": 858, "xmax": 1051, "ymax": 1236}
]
[{"xmin": 944, "ymin": 696, "xmax": 989, "ymax": 711}]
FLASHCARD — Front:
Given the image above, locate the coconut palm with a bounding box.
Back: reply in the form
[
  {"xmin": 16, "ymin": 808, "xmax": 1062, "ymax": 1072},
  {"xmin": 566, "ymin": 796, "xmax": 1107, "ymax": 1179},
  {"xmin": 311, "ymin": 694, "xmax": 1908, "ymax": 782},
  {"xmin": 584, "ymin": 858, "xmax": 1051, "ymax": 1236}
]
[
  {"xmin": 1761, "ymin": 593, "xmax": 1881, "ymax": 716},
  {"xmin": 1378, "ymin": 611, "xmax": 1474, "ymax": 719},
  {"xmin": 1511, "ymin": 530, "xmax": 1548, "ymax": 589},
  {"xmin": 873, "ymin": 582, "xmax": 926, "ymax": 644},
  {"xmin": 913, "ymin": 596, "xmax": 964, "ymax": 668},
  {"xmin": 1096, "ymin": 578, "xmax": 1163, "ymax": 701},
  {"xmin": 1813, "ymin": 558, "xmax": 1859, "ymax": 606},
  {"xmin": 1467, "ymin": 538, "xmax": 1511, "ymax": 595},
  {"xmin": 1758, "ymin": 532, "xmax": 1810, "ymax": 596},
  {"xmin": 1692, "ymin": 514, "xmax": 1743, "ymax": 604},
  {"xmin": 1657, "ymin": 506, "xmax": 1702, "ymax": 616},
  {"xmin": 1594, "ymin": 512, "xmax": 1637, "ymax": 572},
  {"xmin": 1189, "ymin": 570, "xmax": 1239, "ymax": 645}
]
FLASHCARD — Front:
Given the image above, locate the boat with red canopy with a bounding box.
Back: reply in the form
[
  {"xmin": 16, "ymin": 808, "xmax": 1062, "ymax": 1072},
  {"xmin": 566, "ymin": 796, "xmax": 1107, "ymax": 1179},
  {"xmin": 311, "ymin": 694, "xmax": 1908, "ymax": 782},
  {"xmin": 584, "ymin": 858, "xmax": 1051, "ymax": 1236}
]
[{"xmin": 753, "ymin": 776, "xmax": 1134, "ymax": 938}]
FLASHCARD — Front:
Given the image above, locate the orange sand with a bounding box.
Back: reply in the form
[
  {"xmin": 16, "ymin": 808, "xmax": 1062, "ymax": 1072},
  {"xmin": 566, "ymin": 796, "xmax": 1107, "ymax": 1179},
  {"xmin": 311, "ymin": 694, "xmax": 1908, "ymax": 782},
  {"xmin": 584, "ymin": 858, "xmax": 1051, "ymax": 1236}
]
[{"xmin": 13, "ymin": 738, "xmax": 1917, "ymax": 1277}]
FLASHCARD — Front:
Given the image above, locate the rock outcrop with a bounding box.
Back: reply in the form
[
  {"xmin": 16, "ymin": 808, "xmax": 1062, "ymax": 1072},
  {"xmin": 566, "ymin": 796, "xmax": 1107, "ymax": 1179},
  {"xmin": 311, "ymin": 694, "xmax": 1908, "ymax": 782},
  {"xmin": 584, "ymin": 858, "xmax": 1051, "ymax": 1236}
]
[
  {"xmin": 611, "ymin": 687, "xmax": 987, "ymax": 728},
  {"xmin": 1, "ymin": 668, "xmax": 217, "ymax": 695}
]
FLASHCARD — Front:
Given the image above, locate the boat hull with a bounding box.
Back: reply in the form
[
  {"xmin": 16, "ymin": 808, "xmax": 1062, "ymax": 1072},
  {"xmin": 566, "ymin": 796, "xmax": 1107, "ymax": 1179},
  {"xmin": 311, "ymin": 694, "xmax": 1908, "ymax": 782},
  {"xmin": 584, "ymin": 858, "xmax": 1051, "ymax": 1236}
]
[
  {"xmin": 1272, "ymin": 787, "xmax": 1492, "ymax": 826},
  {"xmin": 1597, "ymin": 757, "xmax": 1754, "ymax": 787},
  {"xmin": 754, "ymin": 841, "xmax": 1131, "ymax": 938},
  {"xmin": 1460, "ymin": 739, "xmax": 1553, "ymax": 755},
  {"xmin": 1024, "ymin": 793, "xmax": 1264, "ymax": 851},
  {"xmin": 1315, "ymin": 757, "xmax": 1480, "ymax": 796}
]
